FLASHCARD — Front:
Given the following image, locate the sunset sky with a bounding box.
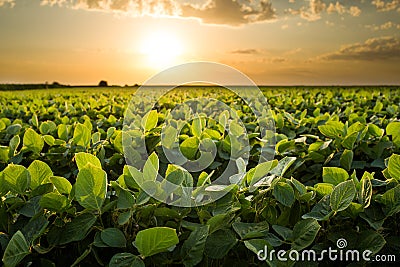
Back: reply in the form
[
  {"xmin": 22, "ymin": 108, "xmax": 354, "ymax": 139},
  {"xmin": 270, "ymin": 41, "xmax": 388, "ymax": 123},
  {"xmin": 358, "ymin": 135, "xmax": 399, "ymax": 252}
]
[{"xmin": 0, "ymin": 0, "xmax": 399, "ymax": 85}]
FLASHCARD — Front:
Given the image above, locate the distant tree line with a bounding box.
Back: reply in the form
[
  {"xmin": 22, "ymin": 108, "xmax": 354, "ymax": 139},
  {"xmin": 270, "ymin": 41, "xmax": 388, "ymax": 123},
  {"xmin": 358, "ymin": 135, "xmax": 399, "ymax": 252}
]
[{"xmin": 0, "ymin": 82, "xmax": 70, "ymax": 91}]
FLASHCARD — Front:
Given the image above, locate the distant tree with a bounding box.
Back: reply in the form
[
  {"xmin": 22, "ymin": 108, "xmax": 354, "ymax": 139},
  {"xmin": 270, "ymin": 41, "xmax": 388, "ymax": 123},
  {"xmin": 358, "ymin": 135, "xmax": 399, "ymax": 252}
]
[{"xmin": 98, "ymin": 80, "xmax": 108, "ymax": 87}]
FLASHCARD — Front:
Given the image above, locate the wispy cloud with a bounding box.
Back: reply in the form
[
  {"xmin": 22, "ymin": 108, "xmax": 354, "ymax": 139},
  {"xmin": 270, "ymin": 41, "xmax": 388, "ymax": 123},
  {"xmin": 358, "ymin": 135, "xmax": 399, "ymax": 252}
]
[
  {"xmin": 230, "ymin": 49, "xmax": 262, "ymax": 55},
  {"xmin": 318, "ymin": 36, "xmax": 400, "ymax": 61}
]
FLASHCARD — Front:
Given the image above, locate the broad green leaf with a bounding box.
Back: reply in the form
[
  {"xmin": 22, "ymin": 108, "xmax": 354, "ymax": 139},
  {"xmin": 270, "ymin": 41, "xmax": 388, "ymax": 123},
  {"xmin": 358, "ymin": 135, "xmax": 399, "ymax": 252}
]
[
  {"xmin": 368, "ymin": 124, "xmax": 383, "ymax": 137},
  {"xmin": 272, "ymin": 225, "xmax": 293, "ymax": 241},
  {"xmin": 2, "ymin": 231, "xmax": 29, "ymax": 267},
  {"xmin": 206, "ymin": 213, "xmax": 235, "ymax": 234},
  {"xmin": 2, "ymin": 164, "xmax": 30, "ymax": 195},
  {"xmin": 359, "ymin": 172, "xmax": 373, "ymax": 208},
  {"xmin": 135, "ymin": 227, "xmax": 179, "ymax": 257},
  {"xmin": 232, "ymin": 221, "xmax": 269, "ymax": 240},
  {"xmin": 342, "ymin": 132, "xmax": 358, "ymax": 150},
  {"xmin": 322, "ymin": 167, "xmax": 349, "ymax": 185},
  {"xmin": 386, "ymin": 121, "xmax": 400, "ymax": 147},
  {"xmin": 318, "ymin": 121, "xmax": 344, "ymax": 139},
  {"xmin": 357, "ymin": 230, "xmax": 386, "ymax": 254},
  {"xmin": 302, "ymin": 195, "xmax": 333, "ymax": 221},
  {"xmin": 0, "ymin": 120, "xmax": 5, "ymax": 131},
  {"xmin": 204, "ymin": 229, "xmax": 237, "ymax": 259},
  {"xmin": 109, "ymin": 253, "xmax": 144, "ymax": 267},
  {"xmin": 101, "ymin": 228, "xmax": 127, "ymax": 248},
  {"xmin": 330, "ymin": 180, "xmax": 356, "ymax": 212},
  {"xmin": 180, "ymin": 137, "xmax": 199, "ymax": 160},
  {"xmin": 75, "ymin": 152, "xmax": 102, "ymax": 170},
  {"xmin": 28, "ymin": 160, "xmax": 53, "ymax": 190},
  {"xmin": 340, "ymin": 149, "xmax": 353, "ymax": 171},
  {"xmin": 248, "ymin": 160, "xmax": 278, "ymax": 186},
  {"xmin": 73, "ymin": 123, "xmax": 91, "ymax": 147},
  {"xmin": 0, "ymin": 146, "xmax": 8, "ymax": 162},
  {"xmin": 8, "ymin": 135, "xmax": 20, "ymax": 158},
  {"xmin": 270, "ymin": 157, "xmax": 296, "ymax": 177},
  {"xmin": 143, "ymin": 110, "xmax": 158, "ymax": 131},
  {"xmin": 314, "ymin": 183, "xmax": 334, "ymax": 196},
  {"xmin": 75, "ymin": 163, "xmax": 107, "ymax": 210},
  {"xmin": 191, "ymin": 117, "xmax": 202, "ymax": 137},
  {"xmin": 181, "ymin": 225, "xmax": 209, "ymax": 267},
  {"xmin": 387, "ymin": 154, "xmax": 400, "ymax": 181},
  {"xmin": 57, "ymin": 124, "xmax": 69, "ymax": 141},
  {"xmin": 273, "ymin": 182, "xmax": 295, "ymax": 207},
  {"xmin": 291, "ymin": 219, "xmax": 320, "ymax": 250},
  {"xmin": 378, "ymin": 185, "xmax": 400, "ymax": 216},
  {"xmin": 50, "ymin": 176, "xmax": 72, "ymax": 195},
  {"xmin": 23, "ymin": 128, "xmax": 44, "ymax": 154},
  {"xmin": 58, "ymin": 213, "xmax": 97, "ymax": 245},
  {"xmin": 143, "ymin": 152, "xmax": 159, "ymax": 181},
  {"xmin": 39, "ymin": 192, "xmax": 69, "ymax": 212}
]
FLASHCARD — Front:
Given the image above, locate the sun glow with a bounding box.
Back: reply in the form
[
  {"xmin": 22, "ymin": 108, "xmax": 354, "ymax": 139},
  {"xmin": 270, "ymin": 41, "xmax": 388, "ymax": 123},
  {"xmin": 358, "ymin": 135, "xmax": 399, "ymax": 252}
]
[{"xmin": 140, "ymin": 31, "xmax": 184, "ymax": 69}]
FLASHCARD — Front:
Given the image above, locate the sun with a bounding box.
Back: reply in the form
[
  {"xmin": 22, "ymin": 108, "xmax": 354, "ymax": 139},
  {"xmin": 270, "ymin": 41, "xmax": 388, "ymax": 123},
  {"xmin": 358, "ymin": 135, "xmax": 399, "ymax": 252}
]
[{"xmin": 140, "ymin": 31, "xmax": 184, "ymax": 70}]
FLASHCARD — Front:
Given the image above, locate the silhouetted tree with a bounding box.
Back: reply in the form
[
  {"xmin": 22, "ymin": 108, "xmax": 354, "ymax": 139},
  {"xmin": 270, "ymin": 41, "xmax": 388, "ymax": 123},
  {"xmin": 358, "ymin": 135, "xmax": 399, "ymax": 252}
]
[{"xmin": 98, "ymin": 80, "xmax": 108, "ymax": 87}]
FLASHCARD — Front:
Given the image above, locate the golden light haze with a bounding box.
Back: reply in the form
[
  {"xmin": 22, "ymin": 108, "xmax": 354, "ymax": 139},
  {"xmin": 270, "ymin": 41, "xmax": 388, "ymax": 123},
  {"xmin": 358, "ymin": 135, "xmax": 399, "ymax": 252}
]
[{"xmin": 0, "ymin": 0, "xmax": 399, "ymax": 85}]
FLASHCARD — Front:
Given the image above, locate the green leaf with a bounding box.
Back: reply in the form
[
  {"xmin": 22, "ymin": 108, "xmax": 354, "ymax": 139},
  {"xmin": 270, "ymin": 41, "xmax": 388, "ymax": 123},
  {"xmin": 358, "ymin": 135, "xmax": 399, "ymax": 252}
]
[
  {"xmin": 39, "ymin": 192, "xmax": 69, "ymax": 212},
  {"xmin": 28, "ymin": 160, "xmax": 53, "ymax": 190},
  {"xmin": 75, "ymin": 163, "xmax": 107, "ymax": 210},
  {"xmin": 273, "ymin": 182, "xmax": 295, "ymax": 207},
  {"xmin": 314, "ymin": 183, "xmax": 334, "ymax": 196},
  {"xmin": 322, "ymin": 167, "xmax": 349, "ymax": 185},
  {"xmin": 386, "ymin": 121, "xmax": 400, "ymax": 147},
  {"xmin": 330, "ymin": 180, "xmax": 356, "ymax": 212},
  {"xmin": 368, "ymin": 124, "xmax": 383, "ymax": 137},
  {"xmin": 318, "ymin": 121, "xmax": 344, "ymax": 139},
  {"xmin": 180, "ymin": 137, "xmax": 199, "ymax": 160},
  {"xmin": 302, "ymin": 195, "xmax": 333, "ymax": 221},
  {"xmin": 143, "ymin": 152, "xmax": 159, "ymax": 181},
  {"xmin": 2, "ymin": 231, "xmax": 29, "ymax": 267},
  {"xmin": 58, "ymin": 213, "xmax": 97, "ymax": 245},
  {"xmin": 291, "ymin": 219, "xmax": 320, "ymax": 250},
  {"xmin": 342, "ymin": 132, "xmax": 358, "ymax": 150},
  {"xmin": 248, "ymin": 160, "xmax": 278, "ymax": 186},
  {"xmin": 191, "ymin": 117, "xmax": 202, "ymax": 138},
  {"xmin": 359, "ymin": 173, "xmax": 372, "ymax": 208},
  {"xmin": 270, "ymin": 157, "xmax": 296, "ymax": 177},
  {"xmin": 181, "ymin": 225, "xmax": 209, "ymax": 267},
  {"xmin": 143, "ymin": 110, "xmax": 158, "ymax": 131},
  {"xmin": 357, "ymin": 230, "xmax": 386, "ymax": 254},
  {"xmin": 2, "ymin": 164, "xmax": 30, "ymax": 195},
  {"xmin": 378, "ymin": 185, "xmax": 400, "ymax": 216},
  {"xmin": 387, "ymin": 154, "xmax": 400, "ymax": 181},
  {"xmin": 109, "ymin": 253, "xmax": 144, "ymax": 267},
  {"xmin": 0, "ymin": 146, "xmax": 9, "ymax": 162},
  {"xmin": 232, "ymin": 221, "xmax": 269, "ymax": 240},
  {"xmin": 73, "ymin": 123, "xmax": 91, "ymax": 147},
  {"xmin": 75, "ymin": 152, "xmax": 102, "ymax": 170},
  {"xmin": 135, "ymin": 227, "xmax": 179, "ymax": 257},
  {"xmin": 205, "ymin": 229, "xmax": 237, "ymax": 259},
  {"xmin": 23, "ymin": 128, "xmax": 44, "ymax": 154},
  {"xmin": 340, "ymin": 149, "xmax": 353, "ymax": 171},
  {"xmin": 57, "ymin": 124, "xmax": 69, "ymax": 141},
  {"xmin": 50, "ymin": 176, "xmax": 72, "ymax": 195},
  {"xmin": 8, "ymin": 135, "xmax": 20, "ymax": 158},
  {"xmin": 101, "ymin": 228, "xmax": 127, "ymax": 248}
]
